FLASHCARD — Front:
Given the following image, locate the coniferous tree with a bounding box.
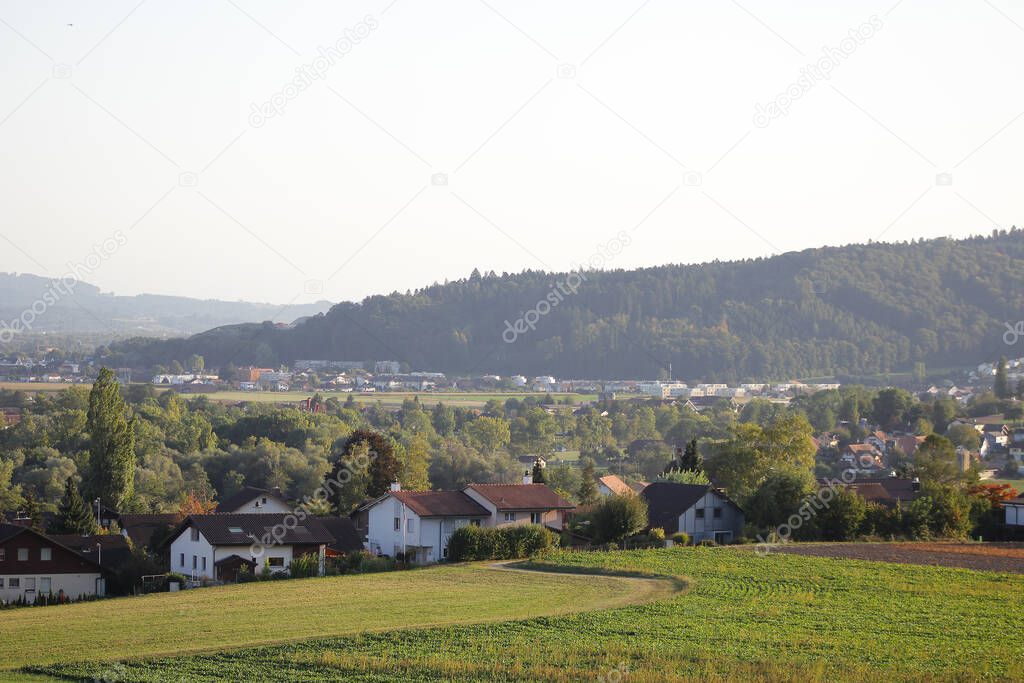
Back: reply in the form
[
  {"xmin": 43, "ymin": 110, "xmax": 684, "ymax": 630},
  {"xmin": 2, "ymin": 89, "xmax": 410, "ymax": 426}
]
[
  {"xmin": 577, "ymin": 457, "xmax": 599, "ymax": 506},
  {"xmin": 679, "ymin": 438, "xmax": 704, "ymax": 472},
  {"xmin": 52, "ymin": 477, "xmax": 97, "ymax": 535},
  {"xmin": 86, "ymin": 367, "xmax": 136, "ymax": 509},
  {"xmin": 21, "ymin": 490, "xmax": 44, "ymax": 533},
  {"xmin": 995, "ymin": 357, "xmax": 1010, "ymax": 399}
]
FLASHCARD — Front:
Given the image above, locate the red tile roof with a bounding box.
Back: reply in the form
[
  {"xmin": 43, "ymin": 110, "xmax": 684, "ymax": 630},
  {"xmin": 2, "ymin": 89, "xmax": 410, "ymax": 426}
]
[
  {"xmin": 390, "ymin": 490, "xmax": 490, "ymax": 518},
  {"xmin": 464, "ymin": 484, "xmax": 574, "ymax": 511},
  {"xmin": 598, "ymin": 475, "xmax": 633, "ymax": 495}
]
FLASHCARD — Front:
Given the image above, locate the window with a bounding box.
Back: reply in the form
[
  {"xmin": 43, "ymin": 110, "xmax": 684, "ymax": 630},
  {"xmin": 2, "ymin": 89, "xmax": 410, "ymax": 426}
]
[
  {"xmin": 504, "ymin": 512, "xmax": 516, "ymax": 522},
  {"xmin": 713, "ymin": 507, "xmax": 722, "ymax": 519},
  {"xmin": 40, "ymin": 578, "xmax": 50, "ymax": 593},
  {"xmin": 530, "ymin": 512, "xmax": 542, "ymax": 524},
  {"xmin": 227, "ymin": 526, "xmax": 243, "ymax": 534},
  {"xmin": 8, "ymin": 578, "xmax": 19, "ymax": 588},
  {"xmin": 0, "ymin": 548, "xmax": 5, "ymax": 561},
  {"xmin": 443, "ymin": 548, "xmax": 449, "ymax": 558},
  {"xmin": 0, "ymin": 578, "xmax": 4, "ymax": 588},
  {"xmin": 23, "ymin": 578, "xmax": 35, "ymax": 590},
  {"xmin": 262, "ymin": 497, "xmax": 267, "ymax": 504},
  {"xmin": 192, "ymin": 555, "xmax": 197, "ymax": 569},
  {"xmin": 190, "ymin": 528, "xmax": 200, "ymax": 541},
  {"xmin": 40, "ymin": 548, "xmax": 52, "ymax": 561},
  {"xmin": 406, "ymin": 519, "xmax": 414, "ymax": 533},
  {"xmin": 695, "ymin": 508, "xmax": 705, "ymax": 519},
  {"xmin": 394, "ymin": 517, "xmax": 401, "ymax": 531},
  {"xmin": 202, "ymin": 557, "xmax": 207, "ymax": 572},
  {"xmin": 179, "ymin": 553, "xmax": 185, "ymax": 567},
  {"xmin": 268, "ymin": 557, "xmax": 285, "ymax": 567},
  {"xmin": 17, "ymin": 548, "xmax": 28, "ymax": 561}
]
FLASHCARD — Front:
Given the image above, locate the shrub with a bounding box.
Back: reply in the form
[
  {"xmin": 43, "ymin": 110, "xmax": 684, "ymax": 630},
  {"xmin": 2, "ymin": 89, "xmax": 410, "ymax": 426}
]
[
  {"xmin": 288, "ymin": 553, "xmax": 319, "ymax": 578},
  {"xmin": 448, "ymin": 525, "xmax": 557, "ymax": 562},
  {"xmin": 589, "ymin": 494, "xmax": 648, "ymax": 545},
  {"xmin": 649, "ymin": 527, "xmax": 666, "ymax": 543},
  {"xmin": 671, "ymin": 531, "xmax": 690, "ymax": 545}
]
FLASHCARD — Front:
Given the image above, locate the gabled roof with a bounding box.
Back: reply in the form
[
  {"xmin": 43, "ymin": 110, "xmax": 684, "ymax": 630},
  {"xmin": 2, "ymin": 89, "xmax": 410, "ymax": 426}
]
[
  {"xmin": 49, "ymin": 533, "xmax": 132, "ymax": 570},
  {"xmin": 389, "ymin": 490, "xmax": 490, "ymax": 518},
  {"xmin": 316, "ymin": 517, "xmax": 365, "ymax": 553},
  {"xmin": 215, "ymin": 486, "xmax": 288, "ymax": 513},
  {"xmin": 119, "ymin": 513, "xmax": 180, "ymax": 549},
  {"xmin": 0, "ymin": 523, "xmax": 106, "ymax": 572},
  {"xmin": 597, "ymin": 475, "xmax": 633, "ymax": 496},
  {"xmin": 167, "ymin": 514, "xmax": 335, "ymax": 547},
  {"xmin": 641, "ymin": 483, "xmax": 741, "ymax": 534},
  {"xmin": 464, "ymin": 484, "xmax": 574, "ymax": 511}
]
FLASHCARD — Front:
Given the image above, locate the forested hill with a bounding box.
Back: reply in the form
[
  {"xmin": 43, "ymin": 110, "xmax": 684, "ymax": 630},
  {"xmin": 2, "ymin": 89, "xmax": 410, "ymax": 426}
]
[{"xmin": 104, "ymin": 232, "xmax": 1024, "ymax": 381}]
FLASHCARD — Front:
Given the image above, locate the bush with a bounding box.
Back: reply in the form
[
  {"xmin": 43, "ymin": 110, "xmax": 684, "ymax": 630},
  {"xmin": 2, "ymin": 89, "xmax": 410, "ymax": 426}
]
[
  {"xmin": 288, "ymin": 553, "xmax": 319, "ymax": 578},
  {"xmin": 671, "ymin": 531, "xmax": 690, "ymax": 545},
  {"xmin": 649, "ymin": 527, "xmax": 666, "ymax": 543},
  {"xmin": 447, "ymin": 524, "xmax": 557, "ymax": 562},
  {"xmin": 589, "ymin": 494, "xmax": 648, "ymax": 545}
]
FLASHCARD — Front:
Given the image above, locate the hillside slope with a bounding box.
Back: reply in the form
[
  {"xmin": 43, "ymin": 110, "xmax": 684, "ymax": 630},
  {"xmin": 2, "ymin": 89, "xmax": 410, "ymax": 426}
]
[{"xmin": 104, "ymin": 232, "xmax": 1024, "ymax": 380}]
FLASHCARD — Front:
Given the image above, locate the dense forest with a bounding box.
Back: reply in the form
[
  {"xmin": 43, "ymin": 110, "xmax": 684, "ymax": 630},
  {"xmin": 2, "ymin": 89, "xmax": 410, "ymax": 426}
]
[{"xmin": 103, "ymin": 231, "xmax": 1024, "ymax": 380}]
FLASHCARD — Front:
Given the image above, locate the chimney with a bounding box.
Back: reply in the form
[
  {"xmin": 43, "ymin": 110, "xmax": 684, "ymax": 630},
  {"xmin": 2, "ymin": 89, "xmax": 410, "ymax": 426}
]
[
  {"xmin": 522, "ymin": 470, "xmax": 533, "ymax": 485},
  {"xmin": 390, "ymin": 480, "xmax": 401, "ymax": 492},
  {"xmin": 911, "ymin": 477, "xmax": 921, "ymax": 492}
]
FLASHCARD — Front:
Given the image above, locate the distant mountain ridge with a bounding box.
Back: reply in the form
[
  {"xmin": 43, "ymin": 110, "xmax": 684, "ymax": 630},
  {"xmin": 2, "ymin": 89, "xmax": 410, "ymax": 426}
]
[
  {"xmin": 0, "ymin": 272, "xmax": 332, "ymax": 340},
  {"xmin": 104, "ymin": 231, "xmax": 1024, "ymax": 380}
]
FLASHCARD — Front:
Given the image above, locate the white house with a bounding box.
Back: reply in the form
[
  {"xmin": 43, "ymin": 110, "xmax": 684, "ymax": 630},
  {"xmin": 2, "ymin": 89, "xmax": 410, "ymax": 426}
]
[
  {"xmin": 215, "ymin": 486, "xmax": 292, "ymax": 514},
  {"xmin": 165, "ymin": 514, "xmax": 335, "ymax": 581},
  {"xmin": 362, "ymin": 480, "xmax": 574, "ymax": 563},
  {"xmin": 641, "ymin": 482, "xmax": 744, "ymax": 544},
  {"xmin": 363, "ymin": 487, "xmax": 490, "ymax": 563}
]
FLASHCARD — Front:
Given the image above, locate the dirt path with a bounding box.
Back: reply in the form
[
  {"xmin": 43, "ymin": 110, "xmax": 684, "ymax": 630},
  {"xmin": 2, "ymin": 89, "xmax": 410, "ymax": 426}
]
[{"xmin": 749, "ymin": 541, "xmax": 1024, "ymax": 573}]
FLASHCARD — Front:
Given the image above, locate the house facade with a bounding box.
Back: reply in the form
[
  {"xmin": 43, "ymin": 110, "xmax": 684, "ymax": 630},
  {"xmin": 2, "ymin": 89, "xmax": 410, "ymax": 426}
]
[
  {"xmin": 165, "ymin": 514, "xmax": 336, "ymax": 581},
  {"xmin": 641, "ymin": 483, "xmax": 745, "ymax": 544},
  {"xmin": 362, "ymin": 482, "xmax": 574, "ymax": 563},
  {"xmin": 0, "ymin": 524, "xmax": 107, "ymax": 603},
  {"xmin": 364, "ymin": 489, "xmax": 490, "ymax": 563}
]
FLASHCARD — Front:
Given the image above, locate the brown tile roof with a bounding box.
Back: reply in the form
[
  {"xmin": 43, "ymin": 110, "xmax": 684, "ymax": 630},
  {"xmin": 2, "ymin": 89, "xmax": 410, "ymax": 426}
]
[
  {"xmin": 167, "ymin": 514, "xmax": 335, "ymax": 547},
  {"xmin": 598, "ymin": 475, "xmax": 633, "ymax": 495},
  {"xmin": 215, "ymin": 486, "xmax": 288, "ymax": 513},
  {"xmin": 464, "ymin": 484, "xmax": 574, "ymax": 511},
  {"xmin": 119, "ymin": 513, "xmax": 180, "ymax": 549},
  {"xmin": 390, "ymin": 490, "xmax": 490, "ymax": 518}
]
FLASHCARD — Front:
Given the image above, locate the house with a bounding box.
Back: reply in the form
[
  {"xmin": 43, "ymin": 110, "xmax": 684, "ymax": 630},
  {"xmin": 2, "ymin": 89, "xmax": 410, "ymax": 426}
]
[
  {"xmin": 0, "ymin": 523, "xmax": 109, "ymax": 602},
  {"xmin": 597, "ymin": 474, "xmax": 633, "ymax": 497},
  {"xmin": 641, "ymin": 483, "xmax": 744, "ymax": 544},
  {"xmin": 165, "ymin": 514, "xmax": 337, "ymax": 581},
  {"xmin": 463, "ymin": 480, "xmax": 575, "ymax": 529},
  {"xmin": 363, "ymin": 488, "xmax": 490, "ymax": 562},
  {"xmin": 839, "ymin": 476, "xmax": 922, "ymax": 507},
  {"xmin": 119, "ymin": 513, "xmax": 180, "ymax": 550},
  {"xmin": 1003, "ymin": 496, "xmax": 1024, "ymax": 526},
  {"xmin": 840, "ymin": 443, "xmax": 883, "ymax": 471},
  {"xmin": 215, "ymin": 486, "xmax": 291, "ymax": 514},
  {"xmin": 361, "ymin": 480, "xmax": 574, "ymax": 564}
]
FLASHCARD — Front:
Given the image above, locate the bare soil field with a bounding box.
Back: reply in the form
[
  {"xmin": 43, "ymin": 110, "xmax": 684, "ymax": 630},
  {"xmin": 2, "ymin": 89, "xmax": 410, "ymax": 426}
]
[{"xmin": 761, "ymin": 541, "xmax": 1024, "ymax": 573}]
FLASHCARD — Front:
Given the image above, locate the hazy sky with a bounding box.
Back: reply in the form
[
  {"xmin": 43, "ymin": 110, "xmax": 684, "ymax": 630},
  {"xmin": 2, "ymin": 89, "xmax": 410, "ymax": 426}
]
[{"xmin": 1, "ymin": 0, "xmax": 1022, "ymax": 307}]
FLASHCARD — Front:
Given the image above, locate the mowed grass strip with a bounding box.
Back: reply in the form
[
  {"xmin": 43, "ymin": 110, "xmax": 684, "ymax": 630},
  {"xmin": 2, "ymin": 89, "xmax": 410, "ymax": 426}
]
[
  {"xmin": 1, "ymin": 563, "xmax": 641, "ymax": 672},
  {"xmin": 36, "ymin": 548, "xmax": 1024, "ymax": 682}
]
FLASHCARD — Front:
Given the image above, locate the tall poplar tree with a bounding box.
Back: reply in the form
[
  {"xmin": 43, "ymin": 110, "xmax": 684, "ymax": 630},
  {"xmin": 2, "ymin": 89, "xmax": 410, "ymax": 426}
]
[{"xmin": 86, "ymin": 367, "xmax": 136, "ymax": 509}]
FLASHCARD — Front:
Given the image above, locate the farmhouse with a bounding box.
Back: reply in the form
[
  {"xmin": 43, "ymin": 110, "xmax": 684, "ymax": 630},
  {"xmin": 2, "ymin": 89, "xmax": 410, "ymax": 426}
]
[
  {"xmin": 0, "ymin": 523, "xmax": 110, "ymax": 602},
  {"xmin": 165, "ymin": 514, "xmax": 352, "ymax": 581},
  {"xmin": 362, "ymin": 481, "xmax": 574, "ymax": 563},
  {"xmin": 641, "ymin": 482, "xmax": 744, "ymax": 544}
]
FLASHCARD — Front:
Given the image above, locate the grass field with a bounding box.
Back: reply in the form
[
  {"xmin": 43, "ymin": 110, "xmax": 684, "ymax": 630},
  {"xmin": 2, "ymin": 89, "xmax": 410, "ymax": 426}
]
[
  {"xmin": 24, "ymin": 548, "xmax": 1024, "ymax": 682},
  {"xmin": 2, "ymin": 563, "xmax": 661, "ymax": 677}
]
